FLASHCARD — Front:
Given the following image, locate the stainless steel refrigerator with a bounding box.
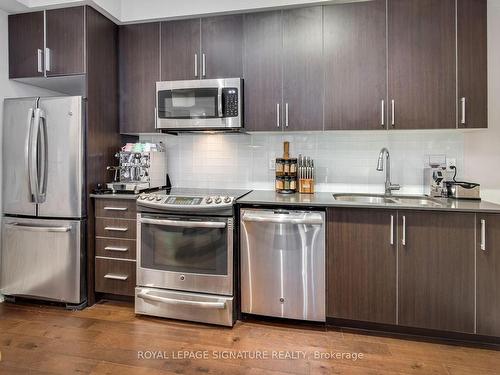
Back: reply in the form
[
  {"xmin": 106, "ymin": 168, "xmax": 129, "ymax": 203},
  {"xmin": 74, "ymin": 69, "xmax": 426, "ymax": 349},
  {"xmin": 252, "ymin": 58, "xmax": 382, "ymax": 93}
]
[{"xmin": 1, "ymin": 96, "xmax": 86, "ymax": 306}]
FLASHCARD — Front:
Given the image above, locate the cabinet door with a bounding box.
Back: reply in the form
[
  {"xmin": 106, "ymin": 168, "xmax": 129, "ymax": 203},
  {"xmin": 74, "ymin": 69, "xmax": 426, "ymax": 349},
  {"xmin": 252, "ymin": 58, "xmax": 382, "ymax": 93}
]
[
  {"xmin": 476, "ymin": 214, "xmax": 500, "ymax": 337},
  {"xmin": 161, "ymin": 19, "xmax": 200, "ymax": 81},
  {"xmin": 327, "ymin": 208, "xmax": 396, "ymax": 324},
  {"xmin": 8, "ymin": 12, "xmax": 44, "ymax": 78},
  {"xmin": 324, "ymin": 0, "xmax": 387, "ymax": 130},
  {"xmin": 457, "ymin": 0, "xmax": 487, "ymax": 129},
  {"xmin": 398, "ymin": 211, "xmax": 475, "ymax": 333},
  {"xmin": 388, "ymin": 0, "xmax": 456, "ymax": 129},
  {"xmin": 201, "ymin": 14, "xmax": 243, "ymax": 79},
  {"xmin": 243, "ymin": 11, "xmax": 283, "ymax": 131},
  {"xmin": 45, "ymin": 6, "xmax": 85, "ymax": 76},
  {"xmin": 282, "ymin": 7, "xmax": 323, "ymax": 131},
  {"xmin": 119, "ymin": 23, "xmax": 160, "ymax": 134}
]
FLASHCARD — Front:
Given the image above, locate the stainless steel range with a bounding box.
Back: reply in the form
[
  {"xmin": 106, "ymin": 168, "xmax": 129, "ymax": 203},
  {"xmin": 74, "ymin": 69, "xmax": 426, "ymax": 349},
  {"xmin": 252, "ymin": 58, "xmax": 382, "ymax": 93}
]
[{"xmin": 135, "ymin": 188, "xmax": 251, "ymax": 326}]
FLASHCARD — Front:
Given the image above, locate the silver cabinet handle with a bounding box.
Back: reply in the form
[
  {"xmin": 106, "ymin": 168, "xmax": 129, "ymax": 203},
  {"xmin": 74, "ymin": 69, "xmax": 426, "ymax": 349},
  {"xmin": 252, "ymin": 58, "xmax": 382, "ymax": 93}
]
[
  {"xmin": 104, "ymin": 246, "xmax": 128, "ymax": 252},
  {"xmin": 390, "ymin": 214, "xmax": 394, "ymax": 245},
  {"xmin": 37, "ymin": 49, "xmax": 43, "ymax": 73},
  {"xmin": 137, "ymin": 292, "xmax": 226, "ymax": 309},
  {"xmin": 104, "ymin": 226, "xmax": 128, "ymax": 232},
  {"xmin": 285, "ymin": 103, "xmax": 289, "ymax": 127},
  {"xmin": 7, "ymin": 223, "xmax": 71, "ymax": 232},
  {"xmin": 202, "ymin": 53, "xmax": 206, "ymax": 77},
  {"xmin": 481, "ymin": 219, "xmax": 486, "ymax": 251},
  {"xmin": 381, "ymin": 100, "xmax": 385, "ymax": 127},
  {"xmin": 276, "ymin": 103, "xmax": 280, "ymax": 127},
  {"xmin": 391, "ymin": 99, "xmax": 395, "ymax": 127},
  {"xmin": 104, "ymin": 207, "xmax": 128, "ymax": 211},
  {"xmin": 402, "ymin": 215, "xmax": 406, "ymax": 246},
  {"xmin": 104, "ymin": 273, "xmax": 128, "ymax": 281},
  {"xmin": 44, "ymin": 47, "xmax": 51, "ymax": 72},
  {"xmin": 461, "ymin": 97, "xmax": 466, "ymax": 125},
  {"xmin": 194, "ymin": 53, "xmax": 198, "ymax": 77},
  {"xmin": 140, "ymin": 218, "xmax": 226, "ymax": 229}
]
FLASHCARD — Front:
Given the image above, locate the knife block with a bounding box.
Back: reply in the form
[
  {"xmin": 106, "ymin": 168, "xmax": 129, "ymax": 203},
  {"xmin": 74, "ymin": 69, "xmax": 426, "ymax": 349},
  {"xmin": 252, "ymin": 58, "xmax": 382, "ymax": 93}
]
[{"xmin": 299, "ymin": 178, "xmax": 314, "ymax": 194}]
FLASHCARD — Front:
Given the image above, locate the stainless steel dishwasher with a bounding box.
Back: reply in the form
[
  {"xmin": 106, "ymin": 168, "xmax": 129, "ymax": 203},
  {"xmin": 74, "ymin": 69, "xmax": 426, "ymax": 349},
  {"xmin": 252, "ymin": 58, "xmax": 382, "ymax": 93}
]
[{"xmin": 240, "ymin": 209, "xmax": 325, "ymax": 322}]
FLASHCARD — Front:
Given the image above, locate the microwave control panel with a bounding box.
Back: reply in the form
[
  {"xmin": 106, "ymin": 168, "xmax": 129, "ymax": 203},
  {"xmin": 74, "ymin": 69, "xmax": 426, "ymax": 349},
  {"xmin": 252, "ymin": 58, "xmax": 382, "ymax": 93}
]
[{"xmin": 223, "ymin": 88, "xmax": 239, "ymax": 117}]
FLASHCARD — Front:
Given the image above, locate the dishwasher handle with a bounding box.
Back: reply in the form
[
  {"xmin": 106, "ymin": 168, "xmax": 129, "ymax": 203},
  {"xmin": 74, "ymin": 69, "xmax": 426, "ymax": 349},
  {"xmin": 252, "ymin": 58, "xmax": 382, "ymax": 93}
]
[{"xmin": 242, "ymin": 211, "xmax": 324, "ymax": 225}]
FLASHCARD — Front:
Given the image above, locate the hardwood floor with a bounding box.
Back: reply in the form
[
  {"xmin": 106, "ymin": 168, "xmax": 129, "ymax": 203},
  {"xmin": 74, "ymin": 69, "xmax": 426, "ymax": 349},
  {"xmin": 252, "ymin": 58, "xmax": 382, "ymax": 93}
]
[{"xmin": 0, "ymin": 301, "xmax": 499, "ymax": 374}]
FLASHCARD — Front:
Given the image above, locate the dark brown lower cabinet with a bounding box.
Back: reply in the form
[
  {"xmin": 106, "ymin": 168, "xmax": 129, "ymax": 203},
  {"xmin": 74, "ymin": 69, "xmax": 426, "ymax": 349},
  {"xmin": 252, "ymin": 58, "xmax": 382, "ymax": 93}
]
[
  {"xmin": 397, "ymin": 211, "xmax": 475, "ymax": 333},
  {"xmin": 327, "ymin": 208, "xmax": 397, "ymax": 324},
  {"xmin": 476, "ymin": 214, "xmax": 500, "ymax": 337}
]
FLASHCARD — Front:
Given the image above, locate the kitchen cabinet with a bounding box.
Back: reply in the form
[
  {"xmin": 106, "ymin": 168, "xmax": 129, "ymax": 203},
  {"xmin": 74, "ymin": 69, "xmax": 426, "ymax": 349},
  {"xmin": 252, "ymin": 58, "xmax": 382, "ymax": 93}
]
[
  {"xmin": 45, "ymin": 7, "xmax": 85, "ymax": 76},
  {"xmin": 476, "ymin": 214, "xmax": 500, "ymax": 337},
  {"xmin": 398, "ymin": 211, "xmax": 475, "ymax": 333},
  {"xmin": 119, "ymin": 22, "xmax": 160, "ymax": 134},
  {"xmin": 8, "ymin": 12, "xmax": 44, "ymax": 78},
  {"xmin": 388, "ymin": 0, "xmax": 456, "ymax": 129},
  {"xmin": 282, "ymin": 7, "xmax": 323, "ymax": 131},
  {"xmin": 201, "ymin": 15, "xmax": 243, "ymax": 79},
  {"xmin": 324, "ymin": 0, "xmax": 387, "ymax": 130},
  {"xmin": 161, "ymin": 19, "xmax": 200, "ymax": 81},
  {"xmin": 457, "ymin": 0, "xmax": 488, "ymax": 128},
  {"xmin": 243, "ymin": 11, "xmax": 282, "ymax": 131},
  {"xmin": 327, "ymin": 208, "xmax": 396, "ymax": 324}
]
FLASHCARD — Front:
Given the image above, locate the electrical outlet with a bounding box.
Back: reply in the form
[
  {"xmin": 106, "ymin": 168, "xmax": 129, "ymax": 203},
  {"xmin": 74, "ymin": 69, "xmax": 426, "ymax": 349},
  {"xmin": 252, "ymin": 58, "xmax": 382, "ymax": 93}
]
[
  {"xmin": 446, "ymin": 158, "xmax": 457, "ymax": 171},
  {"xmin": 269, "ymin": 158, "xmax": 276, "ymax": 171}
]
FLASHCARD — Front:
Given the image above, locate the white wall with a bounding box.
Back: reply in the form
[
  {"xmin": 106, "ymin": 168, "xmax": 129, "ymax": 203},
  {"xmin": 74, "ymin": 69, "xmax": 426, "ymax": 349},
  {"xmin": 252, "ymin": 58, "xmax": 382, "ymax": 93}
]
[{"xmin": 463, "ymin": 0, "xmax": 500, "ymax": 203}]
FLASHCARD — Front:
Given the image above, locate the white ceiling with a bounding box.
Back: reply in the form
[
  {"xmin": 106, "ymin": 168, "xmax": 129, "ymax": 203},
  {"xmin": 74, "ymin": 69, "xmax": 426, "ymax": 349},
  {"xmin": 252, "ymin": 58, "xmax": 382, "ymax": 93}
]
[{"xmin": 0, "ymin": 0, "xmax": 367, "ymax": 23}]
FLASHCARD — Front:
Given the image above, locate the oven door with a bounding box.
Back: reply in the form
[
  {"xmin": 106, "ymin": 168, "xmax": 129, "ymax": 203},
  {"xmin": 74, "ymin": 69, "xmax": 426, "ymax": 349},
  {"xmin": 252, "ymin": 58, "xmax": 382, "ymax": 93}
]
[
  {"xmin": 155, "ymin": 78, "xmax": 242, "ymax": 130},
  {"xmin": 137, "ymin": 214, "xmax": 233, "ymax": 295}
]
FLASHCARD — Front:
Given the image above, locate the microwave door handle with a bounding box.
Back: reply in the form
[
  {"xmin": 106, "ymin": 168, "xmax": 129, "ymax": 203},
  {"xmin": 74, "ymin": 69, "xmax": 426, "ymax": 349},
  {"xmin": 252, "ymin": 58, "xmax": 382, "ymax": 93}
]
[
  {"xmin": 217, "ymin": 87, "xmax": 223, "ymax": 117},
  {"xmin": 139, "ymin": 217, "xmax": 226, "ymax": 229}
]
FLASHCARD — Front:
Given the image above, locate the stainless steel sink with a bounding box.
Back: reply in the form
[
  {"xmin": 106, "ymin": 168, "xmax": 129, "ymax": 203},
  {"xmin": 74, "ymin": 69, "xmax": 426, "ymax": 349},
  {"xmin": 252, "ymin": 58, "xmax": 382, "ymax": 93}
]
[
  {"xmin": 333, "ymin": 194, "xmax": 399, "ymax": 204},
  {"xmin": 332, "ymin": 193, "xmax": 445, "ymax": 207}
]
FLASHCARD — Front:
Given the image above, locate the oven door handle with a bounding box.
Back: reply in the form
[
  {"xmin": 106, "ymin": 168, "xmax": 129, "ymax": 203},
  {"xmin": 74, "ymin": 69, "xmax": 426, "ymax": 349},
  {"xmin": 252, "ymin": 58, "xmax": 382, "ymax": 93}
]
[
  {"xmin": 139, "ymin": 217, "xmax": 226, "ymax": 229},
  {"xmin": 137, "ymin": 291, "xmax": 226, "ymax": 309}
]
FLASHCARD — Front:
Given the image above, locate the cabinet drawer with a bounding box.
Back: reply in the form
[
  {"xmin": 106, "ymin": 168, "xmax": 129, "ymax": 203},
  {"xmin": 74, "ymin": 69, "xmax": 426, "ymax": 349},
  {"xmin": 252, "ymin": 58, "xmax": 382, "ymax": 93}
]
[
  {"xmin": 96, "ymin": 218, "xmax": 136, "ymax": 239},
  {"xmin": 95, "ymin": 257, "xmax": 136, "ymax": 296},
  {"xmin": 95, "ymin": 199, "xmax": 137, "ymax": 219},
  {"xmin": 96, "ymin": 238, "xmax": 136, "ymax": 260}
]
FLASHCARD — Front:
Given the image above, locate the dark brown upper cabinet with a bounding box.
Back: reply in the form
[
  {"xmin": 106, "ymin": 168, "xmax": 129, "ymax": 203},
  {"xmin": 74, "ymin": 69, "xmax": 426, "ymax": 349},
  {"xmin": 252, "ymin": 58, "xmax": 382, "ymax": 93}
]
[
  {"xmin": 457, "ymin": 0, "xmax": 488, "ymax": 128},
  {"xmin": 327, "ymin": 208, "xmax": 397, "ymax": 325},
  {"xmin": 476, "ymin": 214, "xmax": 500, "ymax": 337},
  {"xmin": 388, "ymin": 0, "xmax": 456, "ymax": 129},
  {"xmin": 282, "ymin": 7, "xmax": 323, "ymax": 131},
  {"xmin": 119, "ymin": 23, "xmax": 160, "ymax": 134},
  {"xmin": 324, "ymin": 1, "xmax": 387, "ymax": 130},
  {"xmin": 201, "ymin": 15, "xmax": 243, "ymax": 79},
  {"xmin": 8, "ymin": 12, "xmax": 45, "ymax": 78},
  {"xmin": 45, "ymin": 7, "xmax": 85, "ymax": 76},
  {"xmin": 398, "ymin": 211, "xmax": 475, "ymax": 333},
  {"xmin": 243, "ymin": 11, "xmax": 283, "ymax": 132},
  {"xmin": 161, "ymin": 19, "xmax": 200, "ymax": 81}
]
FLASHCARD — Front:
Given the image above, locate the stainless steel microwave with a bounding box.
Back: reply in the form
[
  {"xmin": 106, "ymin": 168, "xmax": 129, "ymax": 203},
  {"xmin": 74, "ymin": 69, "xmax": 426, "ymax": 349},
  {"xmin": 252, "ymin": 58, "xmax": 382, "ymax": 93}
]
[{"xmin": 155, "ymin": 78, "xmax": 243, "ymax": 131}]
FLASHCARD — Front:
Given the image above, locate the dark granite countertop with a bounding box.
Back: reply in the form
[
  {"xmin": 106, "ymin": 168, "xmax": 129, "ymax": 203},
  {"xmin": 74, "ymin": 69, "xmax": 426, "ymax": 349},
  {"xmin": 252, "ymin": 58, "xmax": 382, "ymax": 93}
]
[{"xmin": 237, "ymin": 190, "xmax": 500, "ymax": 213}]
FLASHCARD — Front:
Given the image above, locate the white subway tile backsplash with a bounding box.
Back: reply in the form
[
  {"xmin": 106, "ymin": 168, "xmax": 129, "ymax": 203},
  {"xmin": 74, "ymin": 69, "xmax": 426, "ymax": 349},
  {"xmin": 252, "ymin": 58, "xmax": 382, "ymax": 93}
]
[{"xmin": 141, "ymin": 131, "xmax": 464, "ymax": 193}]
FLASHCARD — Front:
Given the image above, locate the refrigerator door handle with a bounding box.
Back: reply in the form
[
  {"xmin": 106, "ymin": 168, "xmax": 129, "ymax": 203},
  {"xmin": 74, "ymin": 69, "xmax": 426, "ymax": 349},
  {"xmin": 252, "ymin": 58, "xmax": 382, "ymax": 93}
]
[
  {"xmin": 38, "ymin": 112, "xmax": 48, "ymax": 202},
  {"xmin": 25, "ymin": 108, "xmax": 35, "ymax": 201},
  {"xmin": 30, "ymin": 108, "xmax": 41, "ymax": 203}
]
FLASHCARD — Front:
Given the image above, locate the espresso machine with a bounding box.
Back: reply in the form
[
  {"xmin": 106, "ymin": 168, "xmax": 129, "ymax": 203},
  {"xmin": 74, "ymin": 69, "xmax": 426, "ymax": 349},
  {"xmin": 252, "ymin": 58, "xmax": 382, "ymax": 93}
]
[{"xmin": 107, "ymin": 143, "xmax": 168, "ymax": 193}]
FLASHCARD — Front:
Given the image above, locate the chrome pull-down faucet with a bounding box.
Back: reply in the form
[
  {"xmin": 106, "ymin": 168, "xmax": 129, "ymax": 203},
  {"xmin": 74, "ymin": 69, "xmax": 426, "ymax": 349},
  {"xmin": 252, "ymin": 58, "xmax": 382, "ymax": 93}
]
[{"xmin": 376, "ymin": 148, "xmax": 401, "ymax": 195}]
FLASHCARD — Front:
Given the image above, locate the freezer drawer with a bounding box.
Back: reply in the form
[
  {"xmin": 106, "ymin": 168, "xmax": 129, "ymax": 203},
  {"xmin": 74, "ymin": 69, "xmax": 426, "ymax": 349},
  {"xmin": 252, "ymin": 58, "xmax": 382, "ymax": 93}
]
[
  {"xmin": 240, "ymin": 209, "xmax": 326, "ymax": 322},
  {"xmin": 0, "ymin": 217, "xmax": 85, "ymax": 304},
  {"xmin": 135, "ymin": 287, "xmax": 234, "ymax": 326}
]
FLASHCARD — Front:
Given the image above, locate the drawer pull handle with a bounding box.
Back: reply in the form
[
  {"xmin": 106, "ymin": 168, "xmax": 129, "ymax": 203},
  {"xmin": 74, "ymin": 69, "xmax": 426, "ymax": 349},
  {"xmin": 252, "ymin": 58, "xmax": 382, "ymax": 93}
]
[
  {"xmin": 104, "ymin": 207, "xmax": 128, "ymax": 211},
  {"xmin": 137, "ymin": 291, "xmax": 226, "ymax": 309},
  {"xmin": 104, "ymin": 226, "xmax": 128, "ymax": 232},
  {"xmin": 104, "ymin": 273, "xmax": 128, "ymax": 281},
  {"xmin": 104, "ymin": 246, "xmax": 128, "ymax": 252}
]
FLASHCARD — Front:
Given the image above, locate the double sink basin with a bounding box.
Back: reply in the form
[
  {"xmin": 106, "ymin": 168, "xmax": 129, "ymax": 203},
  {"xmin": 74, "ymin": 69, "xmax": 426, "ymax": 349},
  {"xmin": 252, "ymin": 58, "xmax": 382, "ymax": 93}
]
[{"xmin": 333, "ymin": 193, "xmax": 444, "ymax": 208}]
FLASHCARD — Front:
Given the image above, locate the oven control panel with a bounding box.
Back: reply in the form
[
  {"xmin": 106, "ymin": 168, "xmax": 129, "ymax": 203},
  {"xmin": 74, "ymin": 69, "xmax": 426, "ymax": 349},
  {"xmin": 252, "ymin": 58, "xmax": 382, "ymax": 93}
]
[{"xmin": 137, "ymin": 194, "xmax": 235, "ymax": 210}]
